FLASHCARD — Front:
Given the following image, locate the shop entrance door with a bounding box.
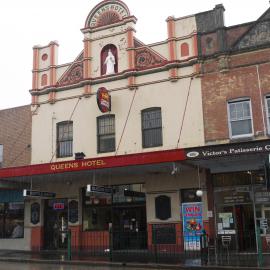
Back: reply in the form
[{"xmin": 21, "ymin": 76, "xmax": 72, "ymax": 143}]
[
  {"xmin": 235, "ymin": 204, "xmax": 255, "ymax": 251},
  {"xmin": 44, "ymin": 199, "xmax": 68, "ymax": 250},
  {"xmin": 112, "ymin": 205, "xmax": 147, "ymax": 250},
  {"xmin": 216, "ymin": 204, "xmax": 256, "ymax": 251}
]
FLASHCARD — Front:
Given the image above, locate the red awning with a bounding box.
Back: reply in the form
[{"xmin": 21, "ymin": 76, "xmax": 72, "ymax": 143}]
[{"xmin": 0, "ymin": 149, "xmax": 186, "ymax": 179}]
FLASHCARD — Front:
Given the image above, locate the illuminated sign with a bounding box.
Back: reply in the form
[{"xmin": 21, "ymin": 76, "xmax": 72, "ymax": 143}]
[
  {"xmin": 97, "ymin": 87, "xmax": 111, "ymax": 113},
  {"xmin": 53, "ymin": 202, "xmax": 65, "ymax": 210}
]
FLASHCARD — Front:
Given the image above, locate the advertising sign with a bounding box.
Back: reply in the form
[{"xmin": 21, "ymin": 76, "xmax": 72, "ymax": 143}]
[
  {"xmin": 182, "ymin": 202, "xmax": 203, "ymax": 250},
  {"xmin": 53, "ymin": 202, "xmax": 65, "ymax": 210},
  {"xmin": 97, "ymin": 87, "xmax": 111, "ymax": 113},
  {"xmin": 185, "ymin": 140, "xmax": 270, "ymax": 160}
]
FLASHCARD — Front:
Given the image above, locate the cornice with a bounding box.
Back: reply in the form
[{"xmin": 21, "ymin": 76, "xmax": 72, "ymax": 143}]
[{"xmin": 30, "ymin": 58, "xmax": 198, "ymax": 96}]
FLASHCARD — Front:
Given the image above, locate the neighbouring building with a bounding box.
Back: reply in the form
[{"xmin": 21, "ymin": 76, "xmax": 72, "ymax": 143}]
[
  {"xmin": 0, "ymin": 105, "xmax": 31, "ymax": 249},
  {"xmin": 0, "ymin": 0, "xmax": 269, "ymax": 256},
  {"xmin": 192, "ymin": 5, "xmax": 270, "ymax": 251}
]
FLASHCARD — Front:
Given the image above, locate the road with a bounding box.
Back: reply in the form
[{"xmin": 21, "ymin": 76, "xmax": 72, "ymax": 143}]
[{"xmin": 0, "ymin": 262, "xmax": 157, "ymax": 270}]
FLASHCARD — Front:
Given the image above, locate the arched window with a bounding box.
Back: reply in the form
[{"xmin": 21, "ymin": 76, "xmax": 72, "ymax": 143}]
[
  {"xmin": 41, "ymin": 74, "xmax": 48, "ymax": 86},
  {"xmin": 101, "ymin": 44, "xmax": 118, "ymax": 76},
  {"xmin": 180, "ymin": 43, "xmax": 189, "ymax": 57}
]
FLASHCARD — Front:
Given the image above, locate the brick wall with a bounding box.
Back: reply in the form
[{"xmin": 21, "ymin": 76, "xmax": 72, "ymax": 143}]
[
  {"xmin": 202, "ymin": 48, "xmax": 270, "ymax": 143},
  {"xmin": 0, "ymin": 105, "xmax": 31, "ymax": 167}
]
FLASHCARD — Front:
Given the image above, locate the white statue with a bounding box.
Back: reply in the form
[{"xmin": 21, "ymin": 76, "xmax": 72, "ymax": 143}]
[{"xmin": 104, "ymin": 49, "xmax": 116, "ymax": 75}]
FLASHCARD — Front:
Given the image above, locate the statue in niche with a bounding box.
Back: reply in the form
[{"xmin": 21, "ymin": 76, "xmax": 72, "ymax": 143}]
[{"xmin": 104, "ymin": 49, "xmax": 116, "ymax": 75}]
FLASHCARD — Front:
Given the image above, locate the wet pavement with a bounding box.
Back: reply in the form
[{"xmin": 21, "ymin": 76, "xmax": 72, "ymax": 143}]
[
  {"xmin": 0, "ymin": 262, "xmax": 152, "ymax": 270},
  {"xmin": 0, "ymin": 250, "xmax": 269, "ymax": 269}
]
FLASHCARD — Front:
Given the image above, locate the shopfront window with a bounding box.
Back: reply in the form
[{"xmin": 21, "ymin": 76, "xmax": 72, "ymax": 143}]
[
  {"xmin": 82, "ymin": 184, "xmax": 146, "ymax": 231},
  {"xmin": 0, "ymin": 202, "xmax": 24, "ymax": 238},
  {"xmin": 213, "ymin": 171, "xmax": 265, "ymax": 187}
]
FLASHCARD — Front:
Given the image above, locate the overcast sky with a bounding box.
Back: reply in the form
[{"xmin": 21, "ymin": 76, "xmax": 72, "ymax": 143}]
[{"xmin": 0, "ymin": 0, "xmax": 269, "ymax": 109}]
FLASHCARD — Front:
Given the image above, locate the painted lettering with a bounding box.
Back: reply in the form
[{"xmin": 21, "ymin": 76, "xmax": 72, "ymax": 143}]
[
  {"xmin": 265, "ymin": 145, "xmax": 270, "ymax": 151},
  {"xmin": 81, "ymin": 159, "xmax": 106, "ymax": 168},
  {"xmin": 50, "ymin": 162, "xmax": 79, "ymax": 171}
]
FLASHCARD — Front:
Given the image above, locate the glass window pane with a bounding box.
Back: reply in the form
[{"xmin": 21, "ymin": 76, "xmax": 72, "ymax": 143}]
[
  {"xmin": 231, "ymin": 119, "xmax": 252, "ymax": 136},
  {"xmin": 97, "ymin": 116, "xmax": 115, "ymax": 153},
  {"xmin": 142, "ymin": 108, "xmax": 162, "ymax": 148},
  {"xmin": 267, "ymin": 98, "xmax": 270, "ymax": 113},
  {"xmin": 57, "ymin": 122, "xmax": 73, "ymax": 157},
  {"xmin": 229, "ymin": 101, "xmax": 252, "ymax": 137},
  {"xmin": 230, "ymin": 104, "xmax": 236, "ymax": 119},
  {"xmin": 5, "ymin": 203, "xmax": 24, "ymax": 239}
]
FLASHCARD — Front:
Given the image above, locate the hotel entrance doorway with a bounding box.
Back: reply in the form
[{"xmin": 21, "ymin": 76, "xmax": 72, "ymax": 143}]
[
  {"xmin": 112, "ymin": 205, "xmax": 147, "ymax": 250},
  {"xmin": 44, "ymin": 199, "xmax": 68, "ymax": 250}
]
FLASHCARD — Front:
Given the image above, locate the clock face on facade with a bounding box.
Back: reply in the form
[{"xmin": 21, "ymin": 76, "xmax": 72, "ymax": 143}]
[{"xmin": 88, "ymin": 2, "xmax": 129, "ymax": 28}]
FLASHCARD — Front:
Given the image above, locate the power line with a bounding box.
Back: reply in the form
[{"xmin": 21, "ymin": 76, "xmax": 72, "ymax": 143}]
[
  {"xmin": 176, "ymin": 77, "xmax": 193, "ymax": 149},
  {"xmin": 115, "ymin": 88, "xmax": 137, "ymax": 156},
  {"xmin": 50, "ymin": 97, "xmax": 81, "ymax": 163}
]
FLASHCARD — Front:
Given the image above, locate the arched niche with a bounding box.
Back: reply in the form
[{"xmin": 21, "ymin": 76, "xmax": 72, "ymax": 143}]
[
  {"xmin": 101, "ymin": 44, "xmax": 118, "ymax": 76},
  {"xmin": 181, "ymin": 42, "xmax": 190, "ymax": 57}
]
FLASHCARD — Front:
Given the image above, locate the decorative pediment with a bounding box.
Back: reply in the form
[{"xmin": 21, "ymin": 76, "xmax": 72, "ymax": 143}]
[
  {"xmin": 135, "ymin": 47, "xmax": 167, "ymax": 69},
  {"xmin": 85, "ymin": 0, "xmax": 130, "ymax": 28},
  {"xmin": 234, "ymin": 8, "xmax": 270, "ymax": 50},
  {"xmin": 134, "ymin": 37, "xmax": 145, "ymax": 48},
  {"xmin": 57, "ymin": 62, "xmax": 83, "ymax": 86},
  {"xmin": 57, "ymin": 51, "xmax": 84, "ymax": 86}
]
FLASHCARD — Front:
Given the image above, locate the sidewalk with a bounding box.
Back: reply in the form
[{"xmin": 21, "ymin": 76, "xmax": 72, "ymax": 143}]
[{"xmin": 0, "ymin": 250, "xmax": 269, "ymax": 270}]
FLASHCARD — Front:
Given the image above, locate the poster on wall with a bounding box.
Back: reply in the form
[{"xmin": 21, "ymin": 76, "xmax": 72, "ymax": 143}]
[{"xmin": 182, "ymin": 202, "xmax": 203, "ymax": 250}]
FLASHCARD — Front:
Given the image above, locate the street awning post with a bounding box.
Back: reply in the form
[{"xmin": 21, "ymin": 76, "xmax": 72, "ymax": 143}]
[{"xmin": 67, "ymin": 229, "xmax": 72, "ymax": 261}]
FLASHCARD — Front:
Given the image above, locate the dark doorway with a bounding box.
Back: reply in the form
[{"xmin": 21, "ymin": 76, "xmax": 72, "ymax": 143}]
[
  {"xmin": 235, "ymin": 204, "xmax": 255, "ymax": 251},
  {"xmin": 216, "ymin": 204, "xmax": 256, "ymax": 251},
  {"xmin": 44, "ymin": 199, "xmax": 68, "ymax": 250},
  {"xmin": 112, "ymin": 205, "xmax": 147, "ymax": 250}
]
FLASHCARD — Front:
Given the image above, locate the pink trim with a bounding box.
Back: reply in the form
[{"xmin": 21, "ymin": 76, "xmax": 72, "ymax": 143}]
[
  {"xmin": 193, "ymin": 34, "xmax": 198, "ymax": 57},
  {"xmin": 32, "ymin": 48, "xmax": 39, "ymax": 89}
]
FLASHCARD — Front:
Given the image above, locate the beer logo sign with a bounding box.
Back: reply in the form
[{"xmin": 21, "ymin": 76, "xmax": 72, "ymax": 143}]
[{"xmin": 97, "ymin": 87, "xmax": 111, "ymax": 113}]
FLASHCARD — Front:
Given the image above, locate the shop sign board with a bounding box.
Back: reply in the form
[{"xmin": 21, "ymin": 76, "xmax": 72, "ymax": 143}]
[
  {"xmin": 23, "ymin": 189, "xmax": 56, "ymax": 198},
  {"xmin": 0, "ymin": 148, "xmax": 186, "ymax": 179},
  {"xmin": 87, "ymin": 184, "xmax": 113, "ymax": 194},
  {"xmin": 255, "ymin": 191, "xmax": 270, "ymax": 203},
  {"xmin": 185, "ymin": 140, "xmax": 270, "ymax": 160},
  {"xmin": 123, "ymin": 190, "xmax": 145, "ymax": 198},
  {"xmin": 215, "ymin": 190, "xmax": 251, "ymax": 205},
  {"xmin": 182, "ymin": 202, "xmax": 203, "ymax": 250}
]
